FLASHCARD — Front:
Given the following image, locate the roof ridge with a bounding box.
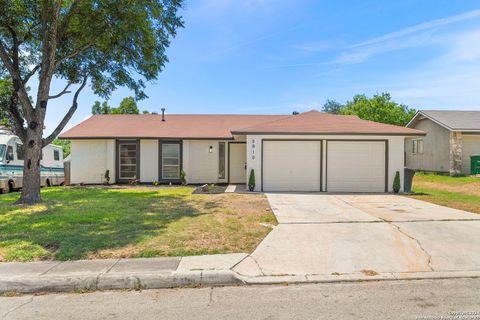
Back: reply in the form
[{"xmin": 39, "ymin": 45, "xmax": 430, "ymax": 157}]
[{"xmin": 232, "ymin": 110, "xmax": 333, "ymax": 132}]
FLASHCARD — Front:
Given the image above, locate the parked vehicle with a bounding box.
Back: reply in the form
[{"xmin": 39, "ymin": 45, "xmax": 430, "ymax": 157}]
[{"xmin": 0, "ymin": 128, "xmax": 64, "ymax": 194}]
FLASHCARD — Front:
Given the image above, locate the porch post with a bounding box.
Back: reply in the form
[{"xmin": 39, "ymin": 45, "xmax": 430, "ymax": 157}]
[{"xmin": 449, "ymin": 131, "xmax": 463, "ymax": 176}]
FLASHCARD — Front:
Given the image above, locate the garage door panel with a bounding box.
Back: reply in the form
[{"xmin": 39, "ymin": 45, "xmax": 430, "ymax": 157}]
[
  {"xmin": 327, "ymin": 141, "xmax": 386, "ymax": 193},
  {"xmin": 263, "ymin": 141, "xmax": 321, "ymax": 192}
]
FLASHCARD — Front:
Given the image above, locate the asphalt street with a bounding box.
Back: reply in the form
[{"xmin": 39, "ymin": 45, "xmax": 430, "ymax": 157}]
[{"xmin": 1, "ymin": 278, "xmax": 480, "ymax": 319}]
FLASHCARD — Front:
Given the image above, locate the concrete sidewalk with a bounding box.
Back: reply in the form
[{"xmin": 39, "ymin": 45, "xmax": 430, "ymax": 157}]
[
  {"xmin": 2, "ymin": 253, "xmax": 480, "ymax": 293},
  {"xmin": 0, "ymin": 254, "xmax": 247, "ymax": 293}
]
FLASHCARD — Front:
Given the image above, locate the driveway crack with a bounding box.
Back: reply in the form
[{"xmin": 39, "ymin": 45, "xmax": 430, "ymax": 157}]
[
  {"xmin": 2, "ymin": 296, "xmax": 34, "ymax": 319},
  {"xmin": 379, "ymin": 217, "xmax": 434, "ymax": 271},
  {"xmin": 249, "ymin": 256, "xmax": 266, "ymax": 276}
]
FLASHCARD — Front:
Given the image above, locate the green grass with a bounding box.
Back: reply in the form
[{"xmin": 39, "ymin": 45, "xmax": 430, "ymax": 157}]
[
  {"xmin": 408, "ymin": 173, "xmax": 480, "ymax": 214},
  {"xmin": 0, "ymin": 187, "xmax": 275, "ymax": 262},
  {"xmin": 411, "ymin": 172, "xmax": 480, "ymax": 185}
]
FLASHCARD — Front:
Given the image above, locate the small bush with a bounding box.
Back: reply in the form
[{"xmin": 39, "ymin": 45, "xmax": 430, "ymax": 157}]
[
  {"xmin": 180, "ymin": 170, "xmax": 187, "ymax": 185},
  {"xmin": 393, "ymin": 171, "xmax": 401, "ymax": 193},
  {"xmin": 104, "ymin": 170, "xmax": 110, "ymax": 185},
  {"xmin": 248, "ymin": 169, "xmax": 255, "ymax": 191}
]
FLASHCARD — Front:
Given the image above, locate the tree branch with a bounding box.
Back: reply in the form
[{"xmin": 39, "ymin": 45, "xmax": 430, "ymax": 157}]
[
  {"xmin": 48, "ymin": 82, "xmax": 72, "ymax": 99},
  {"xmin": 0, "ymin": 39, "xmax": 35, "ymax": 119},
  {"xmin": 23, "ymin": 65, "xmax": 40, "ymax": 84},
  {"xmin": 42, "ymin": 75, "xmax": 88, "ymax": 146},
  {"xmin": 0, "ymin": 91, "xmax": 26, "ymax": 141},
  {"xmin": 54, "ymin": 42, "xmax": 94, "ymax": 68},
  {"xmin": 6, "ymin": 25, "xmax": 20, "ymax": 67}
]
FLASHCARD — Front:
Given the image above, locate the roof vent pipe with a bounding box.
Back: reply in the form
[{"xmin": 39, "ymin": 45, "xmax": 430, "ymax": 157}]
[{"xmin": 161, "ymin": 108, "xmax": 166, "ymax": 121}]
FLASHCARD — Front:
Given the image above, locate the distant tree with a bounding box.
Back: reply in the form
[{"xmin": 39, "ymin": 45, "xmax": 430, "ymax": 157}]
[
  {"xmin": 52, "ymin": 138, "xmax": 70, "ymax": 157},
  {"xmin": 339, "ymin": 93, "xmax": 416, "ymax": 126},
  {"xmin": 292, "ymin": 111, "xmax": 300, "ymax": 115},
  {"xmin": 322, "ymin": 99, "xmax": 344, "ymax": 114},
  {"xmin": 112, "ymin": 97, "xmax": 140, "ymax": 114},
  {"xmin": 92, "ymin": 97, "xmax": 152, "ymax": 115},
  {"xmin": 91, "ymin": 101, "xmax": 112, "ymax": 115}
]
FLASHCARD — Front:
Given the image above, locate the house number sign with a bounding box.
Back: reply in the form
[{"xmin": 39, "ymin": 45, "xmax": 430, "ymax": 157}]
[{"xmin": 251, "ymin": 139, "xmax": 255, "ymax": 160}]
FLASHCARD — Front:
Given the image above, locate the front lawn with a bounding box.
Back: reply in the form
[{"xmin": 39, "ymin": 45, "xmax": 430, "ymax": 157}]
[
  {"xmin": 408, "ymin": 173, "xmax": 480, "ymax": 214},
  {"xmin": 0, "ymin": 186, "xmax": 276, "ymax": 262}
]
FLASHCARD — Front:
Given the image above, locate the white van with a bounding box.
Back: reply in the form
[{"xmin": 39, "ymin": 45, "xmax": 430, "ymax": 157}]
[{"xmin": 0, "ymin": 128, "xmax": 64, "ymax": 193}]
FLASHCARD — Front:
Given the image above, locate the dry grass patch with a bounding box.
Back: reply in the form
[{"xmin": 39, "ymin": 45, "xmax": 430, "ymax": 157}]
[{"xmin": 0, "ymin": 187, "xmax": 276, "ymax": 261}]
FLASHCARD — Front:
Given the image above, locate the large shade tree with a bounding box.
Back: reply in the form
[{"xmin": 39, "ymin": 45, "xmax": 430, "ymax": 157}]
[
  {"xmin": 322, "ymin": 93, "xmax": 416, "ymax": 126},
  {"xmin": 0, "ymin": 0, "xmax": 184, "ymax": 204}
]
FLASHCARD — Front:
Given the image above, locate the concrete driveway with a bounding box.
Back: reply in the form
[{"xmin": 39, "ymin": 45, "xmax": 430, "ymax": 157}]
[{"xmin": 233, "ymin": 194, "xmax": 480, "ymax": 277}]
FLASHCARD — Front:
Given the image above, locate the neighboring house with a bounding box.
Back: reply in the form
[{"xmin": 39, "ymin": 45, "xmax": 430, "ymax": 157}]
[
  {"xmin": 59, "ymin": 110, "xmax": 424, "ymax": 192},
  {"xmin": 406, "ymin": 110, "xmax": 480, "ymax": 175}
]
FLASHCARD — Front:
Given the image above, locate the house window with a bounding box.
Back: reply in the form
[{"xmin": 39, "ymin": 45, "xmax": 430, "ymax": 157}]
[
  {"xmin": 6, "ymin": 146, "xmax": 13, "ymax": 161},
  {"xmin": 218, "ymin": 142, "xmax": 225, "ymax": 179},
  {"xmin": 412, "ymin": 139, "xmax": 424, "ymax": 154},
  {"xmin": 16, "ymin": 143, "xmax": 24, "ymax": 160},
  {"xmin": 118, "ymin": 142, "xmax": 138, "ymax": 179},
  {"xmin": 162, "ymin": 143, "xmax": 180, "ymax": 179},
  {"xmin": 54, "ymin": 150, "xmax": 60, "ymax": 161}
]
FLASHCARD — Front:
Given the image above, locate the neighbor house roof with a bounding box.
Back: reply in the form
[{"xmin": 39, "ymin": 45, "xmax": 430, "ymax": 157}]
[
  {"xmin": 407, "ymin": 110, "xmax": 480, "ymax": 132},
  {"xmin": 231, "ymin": 111, "xmax": 425, "ymax": 136},
  {"xmin": 60, "ymin": 111, "xmax": 425, "ymax": 139}
]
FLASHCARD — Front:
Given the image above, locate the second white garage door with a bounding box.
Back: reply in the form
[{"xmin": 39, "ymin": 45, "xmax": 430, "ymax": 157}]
[
  {"xmin": 263, "ymin": 141, "xmax": 321, "ymax": 192},
  {"xmin": 326, "ymin": 141, "xmax": 386, "ymax": 192}
]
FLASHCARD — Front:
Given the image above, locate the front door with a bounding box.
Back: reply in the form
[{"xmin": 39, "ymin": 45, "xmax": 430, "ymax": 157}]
[{"xmin": 229, "ymin": 143, "xmax": 246, "ymax": 183}]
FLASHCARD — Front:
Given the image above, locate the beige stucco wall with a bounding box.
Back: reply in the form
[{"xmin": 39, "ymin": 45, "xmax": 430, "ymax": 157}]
[
  {"xmin": 183, "ymin": 140, "xmax": 230, "ymax": 184},
  {"xmin": 246, "ymin": 135, "xmax": 406, "ymax": 193},
  {"xmin": 405, "ymin": 118, "xmax": 450, "ymax": 172},
  {"xmin": 461, "ymin": 135, "xmax": 480, "ymax": 175},
  {"xmin": 71, "ymin": 139, "xmax": 115, "ymax": 184},
  {"xmin": 140, "ymin": 139, "xmax": 158, "ymax": 182}
]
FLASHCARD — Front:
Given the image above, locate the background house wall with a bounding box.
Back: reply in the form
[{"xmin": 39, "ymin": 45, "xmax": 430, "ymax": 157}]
[
  {"xmin": 462, "ymin": 135, "xmax": 480, "ymax": 175},
  {"xmin": 71, "ymin": 139, "xmax": 115, "ymax": 184},
  {"xmin": 405, "ymin": 118, "xmax": 450, "ymax": 173},
  {"xmin": 246, "ymin": 134, "xmax": 405, "ymax": 193}
]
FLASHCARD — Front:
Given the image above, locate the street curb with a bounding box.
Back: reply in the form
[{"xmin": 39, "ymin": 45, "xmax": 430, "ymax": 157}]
[
  {"xmin": 235, "ymin": 270, "xmax": 480, "ymax": 285},
  {"xmin": 0, "ymin": 270, "xmax": 243, "ymax": 293},
  {"xmin": 2, "ymin": 268, "xmax": 480, "ymax": 293}
]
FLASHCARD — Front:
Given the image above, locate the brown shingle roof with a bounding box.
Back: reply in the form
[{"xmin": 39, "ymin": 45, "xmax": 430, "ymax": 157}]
[
  {"xmin": 60, "ymin": 111, "xmax": 425, "ymax": 139},
  {"xmin": 232, "ymin": 111, "xmax": 425, "ymax": 136},
  {"xmin": 59, "ymin": 114, "xmax": 288, "ymax": 139}
]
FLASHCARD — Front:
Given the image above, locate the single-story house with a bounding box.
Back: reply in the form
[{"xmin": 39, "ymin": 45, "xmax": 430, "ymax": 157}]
[
  {"xmin": 405, "ymin": 110, "xmax": 480, "ymax": 175},
  {"xmin": 59, "ymin": 110, "xmax": 424, "ymax": 192}
]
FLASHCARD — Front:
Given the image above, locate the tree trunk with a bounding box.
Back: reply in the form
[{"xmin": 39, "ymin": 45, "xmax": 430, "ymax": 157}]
[{"xmin": 17, "ymin": 129, "xmax": 43, "ymax": 205}]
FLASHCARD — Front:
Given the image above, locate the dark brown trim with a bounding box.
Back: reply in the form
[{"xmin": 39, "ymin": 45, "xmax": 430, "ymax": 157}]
[
  {"xmin": 158, "ymin": 140, "xmax": 183, "ymax": 184},
  {"xmin": 325, "ymin": 139, "xmax": 389, "ymax": 192},
  {"xmin": 60, "ymin": 136, "xmax": 236, "ymax": 140},
  {"xmin": 231, "ymin": 131, "xmax": 425, "ymax": 136},
  {"xmin": 218, "ymin": 142, "xmax": 226, "ymax": 180},
  {"xmin": 228, "ymin": 142, "xmax": 246, "ymax": 184},
  {"xmin": 115, "ymin": 139, "xmax": 140, "ymax": 184},
  {"xmin": 261, "ymin": 139, "xmax": 323, "ymax": 192}
]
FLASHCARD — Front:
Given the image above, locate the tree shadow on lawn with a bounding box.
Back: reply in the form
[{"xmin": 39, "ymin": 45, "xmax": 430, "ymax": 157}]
[{"xmin": 0, "ymin": 187, "xmax": 213, "ymax": 261}]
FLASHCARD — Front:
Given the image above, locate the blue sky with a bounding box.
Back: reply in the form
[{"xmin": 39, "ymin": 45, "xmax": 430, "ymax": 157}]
[{"xmin": 44, "ymin": 0, "xmax": 480, "ymax": 134}]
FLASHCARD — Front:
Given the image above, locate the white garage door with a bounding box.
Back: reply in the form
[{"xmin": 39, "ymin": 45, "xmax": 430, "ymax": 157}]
[
  {"xmin": 263, "ymin": 141, "xmax": 321, "ymax": 192},
  {"xmin": 327, "ymin": 141, "xmax": 386, "ymax": 192}
]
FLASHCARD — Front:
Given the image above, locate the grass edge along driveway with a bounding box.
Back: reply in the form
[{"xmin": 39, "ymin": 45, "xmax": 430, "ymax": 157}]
[
  {"xmin": 0, "ymin": 186, "xmax": 276, "ymax": 262},
  {"xmin": 408, "ymin": 173, "xmax": 480, "ymax": 214}
]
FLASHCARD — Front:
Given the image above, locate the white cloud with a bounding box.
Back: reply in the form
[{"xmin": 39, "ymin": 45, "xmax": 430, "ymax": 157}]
[
  {"xmin": 351, "ymin": 9, "xmax": 480, "ymax": 49},
  {"xmin": 382, "ymin": 30, "xmax": 480, "ymax": 109}
]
